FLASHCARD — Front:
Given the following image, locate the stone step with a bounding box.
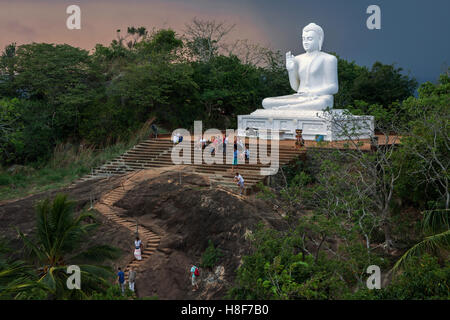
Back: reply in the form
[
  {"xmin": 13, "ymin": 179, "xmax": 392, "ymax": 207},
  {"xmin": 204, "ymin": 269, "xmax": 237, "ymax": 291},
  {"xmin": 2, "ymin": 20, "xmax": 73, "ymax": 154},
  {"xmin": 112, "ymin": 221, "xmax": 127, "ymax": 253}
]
[
  {"xmin": 106, "ymin": 195, "xmax": 124, "ymax": 199},
  {"xmin": 76, "ymin": 135, "xmax": 306, "ymax": 195},
  {"xmin": 143, "ymin": 237, "xmax": 160, "ymax": 241},
  {"xmin": 122, "ymin": 152, "xmax": 164, "ymax": 158}
]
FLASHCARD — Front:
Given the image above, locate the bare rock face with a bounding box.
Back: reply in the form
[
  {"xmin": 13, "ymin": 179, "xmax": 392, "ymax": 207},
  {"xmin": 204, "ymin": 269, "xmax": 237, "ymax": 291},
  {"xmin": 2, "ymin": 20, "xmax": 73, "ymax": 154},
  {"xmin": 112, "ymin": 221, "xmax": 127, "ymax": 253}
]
[
  {"xmin": 198, "ymin": 265, "xmax": 227, "ymax": 300},
  {"xmin": 0, "ymin": 168, "xmax": 287, "ymax": 300},
  {"xmin": 114, "ymin": 171, "xmax": 288, "ymax": 299}
]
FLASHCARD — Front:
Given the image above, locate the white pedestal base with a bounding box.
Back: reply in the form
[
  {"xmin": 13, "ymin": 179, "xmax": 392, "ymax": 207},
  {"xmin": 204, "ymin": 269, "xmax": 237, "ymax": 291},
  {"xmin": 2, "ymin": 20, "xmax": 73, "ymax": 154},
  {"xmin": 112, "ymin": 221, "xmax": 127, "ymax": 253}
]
[{"xmin": 237, "ymin": 109, "xmax": 374, "ymax": 141}]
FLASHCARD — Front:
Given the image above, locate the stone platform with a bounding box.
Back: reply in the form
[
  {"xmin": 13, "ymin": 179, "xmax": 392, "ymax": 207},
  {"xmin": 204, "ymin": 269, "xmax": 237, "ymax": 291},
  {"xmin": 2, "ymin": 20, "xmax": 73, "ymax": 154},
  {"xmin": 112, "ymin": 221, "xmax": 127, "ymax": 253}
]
[{"xmin": 237, "ymin": 109, "xmax": 374, "ymax": 141}]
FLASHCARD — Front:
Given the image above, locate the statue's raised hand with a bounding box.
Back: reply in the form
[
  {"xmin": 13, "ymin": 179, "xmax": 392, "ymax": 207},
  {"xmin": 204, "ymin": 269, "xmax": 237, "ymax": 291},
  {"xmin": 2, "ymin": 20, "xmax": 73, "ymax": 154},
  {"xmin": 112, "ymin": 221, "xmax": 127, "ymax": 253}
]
[{"xmin": 286, "ymin": 51, "xmax": 295, "ymax": 71}]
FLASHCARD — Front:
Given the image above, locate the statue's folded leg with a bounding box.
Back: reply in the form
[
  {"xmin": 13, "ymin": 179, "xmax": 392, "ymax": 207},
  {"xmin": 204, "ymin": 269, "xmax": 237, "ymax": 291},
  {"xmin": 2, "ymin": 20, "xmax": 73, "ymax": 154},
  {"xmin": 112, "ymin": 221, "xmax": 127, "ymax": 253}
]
[
  {"xmin": 262, "ymin": 95, "xmax": 302, "ymax": 109},
  {"xmin": 263, "ymin": 95, "xmax": 333, "ymax": 111}
]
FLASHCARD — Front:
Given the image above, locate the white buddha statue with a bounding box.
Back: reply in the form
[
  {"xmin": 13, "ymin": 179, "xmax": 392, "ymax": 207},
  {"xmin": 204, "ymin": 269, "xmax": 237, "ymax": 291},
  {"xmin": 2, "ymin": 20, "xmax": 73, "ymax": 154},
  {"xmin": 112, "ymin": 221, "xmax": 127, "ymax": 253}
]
[{"xmin": 253, "ymin": 23, "xmax": 338, "ymax": 114}]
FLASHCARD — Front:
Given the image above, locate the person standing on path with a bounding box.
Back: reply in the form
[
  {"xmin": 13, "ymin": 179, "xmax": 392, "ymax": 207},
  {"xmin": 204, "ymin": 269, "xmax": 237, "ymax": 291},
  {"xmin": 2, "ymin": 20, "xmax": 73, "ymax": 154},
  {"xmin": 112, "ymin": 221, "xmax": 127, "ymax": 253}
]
[
  {"xmin": 117, "ymin": 267, "xmax": 125, "ymax": 294},
  {"xmin": 232, "ymin": 147, "xmax": 238, "ymax": 172},
  {"xmin": 173, "ymin": 133, "xmax": 180, "ymax": 144},
  {"xmin": 134, "ymin": 237, "xmax": 142, "ymax": 261},
  {"xmin": 244, "ymin": 147, "xmax": 250, "ymax": 161},
  {"xmin": 128, "ymin": 267, "xmax": 137, "ymax": 292},
  {"xmin": 151, "ymin": 124, "xmax": 158, "ymax": 139},
  {"xmin": 190, "ymin": 265, "xmax": 200, "ymax": 291},
  {"xmin": 222, "ymin": 134, "xmax": 227, "ymax": 154},
  {"xmin": 234, "ymin": 172, "xmax": 245, "ymax": 195}
]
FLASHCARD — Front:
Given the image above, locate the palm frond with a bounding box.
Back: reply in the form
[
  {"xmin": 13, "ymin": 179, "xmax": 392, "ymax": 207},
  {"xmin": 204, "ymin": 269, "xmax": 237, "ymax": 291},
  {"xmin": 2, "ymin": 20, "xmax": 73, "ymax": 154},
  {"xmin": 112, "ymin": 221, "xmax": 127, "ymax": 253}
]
[
  {"xmin": 0, "ymin": 257, "xmax": 39, "ymax": 299},
  {"xmin": 69, "ymin": 245, "xmax": 122, "ymax": 263},
  {"xmin": 55, "ymin": 210, "xmax": 97, "ymax": 255},
  {"xmin": 31, "ymin": 194, "xmax": 99, "ymax": 263},
  {"xmin": 35, "ymin": 198, "xmax": 53, "ymax": 254},
  {"xmin": 392, "ymin": 229, "xmax": 450, "ymax": 273},
  {"xmin": 80, "ymin": 264, "xmax": 114, "ymax": 279},
  {"xmin": 13, "ymin": 194, "xmax": 123, "ymax": 299},
  {"xmin": 39, "ymin": 267, "xmax": 58, "ymax": 292},
  {"xmin": 422, "ymin": 209, "xmax": 450, "ymax": 234},
  {"xmin": 62, "ymin": 264, "xmax": 115, "ymax": 297},
  {"xmin": 0, "ymin": 279, "xmax": 37, "ymax": 298},
  {"xmin": 16, "ymin": 228, "xmax": 47, "ymax": 263}
]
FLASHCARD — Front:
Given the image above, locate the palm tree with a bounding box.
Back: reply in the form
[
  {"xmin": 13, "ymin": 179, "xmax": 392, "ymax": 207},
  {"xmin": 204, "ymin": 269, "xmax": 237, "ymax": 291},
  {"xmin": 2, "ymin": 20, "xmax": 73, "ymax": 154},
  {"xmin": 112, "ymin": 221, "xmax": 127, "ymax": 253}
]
[
  {"xmin": 0, "ymin": 241, "xmax": 38, "ymax": 299},
  {"xmin": 393, "ymin": 209, "xmax": 450, "ymax": 272},
  {"xmin": 17, "ymin": 194, "xmax": 121, "ymax": 299}
]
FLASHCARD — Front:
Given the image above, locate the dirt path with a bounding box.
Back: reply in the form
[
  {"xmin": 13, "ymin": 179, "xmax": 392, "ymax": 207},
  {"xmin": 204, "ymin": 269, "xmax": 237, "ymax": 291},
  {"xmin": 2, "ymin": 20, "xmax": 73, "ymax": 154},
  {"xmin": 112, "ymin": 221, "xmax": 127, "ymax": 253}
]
[{"xmin": 93, "ymin": 166, "xmax": 189, "ymax": 290}]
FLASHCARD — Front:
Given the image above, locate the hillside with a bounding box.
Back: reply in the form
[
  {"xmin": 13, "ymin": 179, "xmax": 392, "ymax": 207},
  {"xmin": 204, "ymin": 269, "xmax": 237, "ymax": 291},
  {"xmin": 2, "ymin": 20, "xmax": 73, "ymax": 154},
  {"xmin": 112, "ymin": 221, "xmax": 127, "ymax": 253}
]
[{"xmin": 0, "ymin": 167, "xmax": 288, "ymax": 299}]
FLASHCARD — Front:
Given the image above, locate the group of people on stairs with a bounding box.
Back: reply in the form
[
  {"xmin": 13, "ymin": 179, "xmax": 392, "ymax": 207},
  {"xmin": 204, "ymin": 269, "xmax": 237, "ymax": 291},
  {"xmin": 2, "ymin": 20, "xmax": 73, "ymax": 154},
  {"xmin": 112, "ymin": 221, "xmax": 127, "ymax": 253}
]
[{"xmin": 116, "ymin": 237, "xmax": 143, "ymax": 294}]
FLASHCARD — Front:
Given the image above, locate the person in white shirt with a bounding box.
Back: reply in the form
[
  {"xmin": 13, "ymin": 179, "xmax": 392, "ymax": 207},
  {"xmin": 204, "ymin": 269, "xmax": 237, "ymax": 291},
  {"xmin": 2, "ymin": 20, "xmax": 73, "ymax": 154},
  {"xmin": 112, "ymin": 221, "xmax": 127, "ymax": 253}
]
[
  {"xmin": 234, "ymin": 172, "xmax": 245, "ymax": 195},
  {"xmin": 237, "ymin": 137, "xmax": 244, "ymax": 150},
  {"xmin": 172, "ymin": 133, "xmax": 179, "ymax": 144},
  {"xmin": 128, "ymin": 267, "xmax": 137, "ymax": 292},
  {"xmin": 244, "ymin": 147, "xmax": 250, "ymax": 161}
]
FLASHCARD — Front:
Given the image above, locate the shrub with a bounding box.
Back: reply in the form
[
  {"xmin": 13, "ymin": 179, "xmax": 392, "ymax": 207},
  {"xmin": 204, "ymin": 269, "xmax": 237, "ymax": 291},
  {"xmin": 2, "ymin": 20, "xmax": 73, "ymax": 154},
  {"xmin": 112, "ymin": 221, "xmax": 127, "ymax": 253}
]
[{"xmin": 200, "ymin": 240, "xmax": 223, "ymax": 269}]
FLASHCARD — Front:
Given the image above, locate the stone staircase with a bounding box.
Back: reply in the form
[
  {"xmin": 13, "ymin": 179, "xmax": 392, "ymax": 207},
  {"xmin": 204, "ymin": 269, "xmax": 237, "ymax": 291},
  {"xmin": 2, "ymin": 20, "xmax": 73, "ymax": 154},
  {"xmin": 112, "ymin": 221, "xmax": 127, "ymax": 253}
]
[
  {"xmin": 75, "ymin": 137, "xmax": 306, "ymax": 194},
  {"xmin": 85, "ymin": 138, "xmax": 306, "ymax": 293},
  {"xmin": 78, "ymin": 139, "xmax": 176, "ymax": 182},
  {"xmin": 190, "ymin": 146, "xmax": 306, "ymax": 194},
  {"xmin": 94, "ymin": 172, "xmax": 161, "ymax": 289}
]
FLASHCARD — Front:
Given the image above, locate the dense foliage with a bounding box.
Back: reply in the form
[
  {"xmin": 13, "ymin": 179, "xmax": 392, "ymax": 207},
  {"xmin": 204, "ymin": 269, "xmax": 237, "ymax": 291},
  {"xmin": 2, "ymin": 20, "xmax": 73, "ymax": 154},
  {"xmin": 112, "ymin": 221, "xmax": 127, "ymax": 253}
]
[
  {"xmin": 15, "ymin": 194, "xmax": 121, "ymax": 299},
  {"xmin": 0, "ymin": 23, "xmax": 417, "ymax": 166},
  {"xmin": 200, "ymin": 240, "xmax": 223, "ymax": 269},
  {"xmin": 231, "ymin": 74, "xmax": 449, "ymax": 299}
]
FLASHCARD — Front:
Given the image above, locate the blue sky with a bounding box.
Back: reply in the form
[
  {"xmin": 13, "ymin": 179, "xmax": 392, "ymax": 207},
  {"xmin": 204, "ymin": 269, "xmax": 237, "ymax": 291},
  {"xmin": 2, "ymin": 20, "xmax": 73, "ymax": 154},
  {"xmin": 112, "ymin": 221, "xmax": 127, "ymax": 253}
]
[{"xmin": 0, "ymin": 0, "xmax": 449, "ymax": 84}]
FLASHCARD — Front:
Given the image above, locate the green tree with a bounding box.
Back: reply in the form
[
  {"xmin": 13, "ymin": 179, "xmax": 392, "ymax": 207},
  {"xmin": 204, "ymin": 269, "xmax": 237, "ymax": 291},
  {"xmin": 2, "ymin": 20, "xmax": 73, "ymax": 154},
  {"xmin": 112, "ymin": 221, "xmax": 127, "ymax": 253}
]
[
  {"xmin": 333, "ymin": 55, "xmax": 366, "ymax": 108},
  {"xmin": 228, "ymin": 223, "xmax": 369, "ymax": 300},
  {"xmin": 0, "ymin": 241, "xmax": 38, "ymax": 299},
  {"xmin": 0, "ymin": 43, "xmax": 17, "ymax": 97},
  {"xmin": 17, "ymin": 194, "xmax": 120, "ymax": 299},
  {"xmin": 386, "ymin": 255, "xmax": 450, "ymax": 299},
  {"xmin": 393, "ymin": 209, "xmax": 449, "ymax": 272},
  {"xmin": 353, "ymin": 255, "xmax": 449, "ymax": 300},
  {"xmin": 333, "ymin": 56, "xmax": 418, "ymax": 123},
  {"xmin": 351, "ymin": 62, "xmax": 417, "ymax": 107},
  {"xmin": 136, "ymin": 29, "xmax": 183, "ymax": 55},
  {"xmin": 396, "ymin": 73, "xmax": 450, "ymax": 209},
  {"xmin": 0, "ymin": 98, "xmax": 24, "ymax": 164},
  {"xmin": 200, "ymin": 240, "xmax": 223, "ymax": 269},
  {"xmin": 191, "ymin": 54, "xmax": 289, "ymax": 128},
  {"xmin": 0, "ymin": 43, "xmax": 103, "ymax": 163},
  {"xmin": 184, "ymin": 18, "xmax": 235, "ymax": 63}
]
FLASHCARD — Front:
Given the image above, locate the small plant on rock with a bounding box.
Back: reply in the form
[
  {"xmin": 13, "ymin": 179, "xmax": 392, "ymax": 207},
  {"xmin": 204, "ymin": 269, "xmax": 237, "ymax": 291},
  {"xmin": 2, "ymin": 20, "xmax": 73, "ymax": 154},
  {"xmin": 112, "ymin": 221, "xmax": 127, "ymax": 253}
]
[{"xmin": 200, "ymin": 240, "xmax": 223, "ymax": 270}]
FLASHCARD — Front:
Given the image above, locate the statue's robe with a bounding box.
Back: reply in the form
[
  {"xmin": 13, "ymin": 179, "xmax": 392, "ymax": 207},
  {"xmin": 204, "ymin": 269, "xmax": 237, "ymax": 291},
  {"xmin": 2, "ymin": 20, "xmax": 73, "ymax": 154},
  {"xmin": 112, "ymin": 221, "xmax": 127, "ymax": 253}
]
[{"xmin": 258, "ymin": 52, "xmax": 338, "ymax": 113}]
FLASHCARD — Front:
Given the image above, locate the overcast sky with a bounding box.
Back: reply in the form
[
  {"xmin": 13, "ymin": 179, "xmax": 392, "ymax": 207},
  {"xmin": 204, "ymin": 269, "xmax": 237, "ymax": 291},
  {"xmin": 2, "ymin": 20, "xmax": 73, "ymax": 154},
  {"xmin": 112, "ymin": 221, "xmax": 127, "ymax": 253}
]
[{"xmin": 0, "ymin": 0, "xmax": 449, "ymax": 84}]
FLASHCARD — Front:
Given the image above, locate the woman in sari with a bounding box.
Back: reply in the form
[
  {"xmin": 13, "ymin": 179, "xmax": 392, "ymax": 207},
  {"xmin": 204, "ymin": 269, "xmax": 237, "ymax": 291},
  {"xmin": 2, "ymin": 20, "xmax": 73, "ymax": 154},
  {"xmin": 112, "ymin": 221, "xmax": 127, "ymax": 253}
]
[{"xmin": 134, "ymin": 237, "xmax": 142, "ymax": 261}]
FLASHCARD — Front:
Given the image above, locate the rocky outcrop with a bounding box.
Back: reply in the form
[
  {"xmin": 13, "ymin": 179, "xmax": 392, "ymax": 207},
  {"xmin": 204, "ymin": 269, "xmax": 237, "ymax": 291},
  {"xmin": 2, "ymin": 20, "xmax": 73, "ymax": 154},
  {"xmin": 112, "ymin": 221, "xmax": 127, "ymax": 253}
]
[{"xmin": 113, "ymin": 169, "xmax": 288, "ymax": 299}]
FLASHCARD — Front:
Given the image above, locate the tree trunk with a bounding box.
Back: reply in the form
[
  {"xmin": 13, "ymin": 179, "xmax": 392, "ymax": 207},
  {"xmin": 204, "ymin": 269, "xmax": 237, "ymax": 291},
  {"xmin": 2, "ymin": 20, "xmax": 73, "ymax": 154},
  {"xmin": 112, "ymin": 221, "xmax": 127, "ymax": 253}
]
[
  {"xmin": 315, "ymin": 235, "xmax": 326, "ymax": 263},
  {"xmin": 382, "ymin": 213, "xmax": 393, "ymax": 251},
  {"xmin": 446, "ymin": 190, "xmax": 449, "ymax": 210}
]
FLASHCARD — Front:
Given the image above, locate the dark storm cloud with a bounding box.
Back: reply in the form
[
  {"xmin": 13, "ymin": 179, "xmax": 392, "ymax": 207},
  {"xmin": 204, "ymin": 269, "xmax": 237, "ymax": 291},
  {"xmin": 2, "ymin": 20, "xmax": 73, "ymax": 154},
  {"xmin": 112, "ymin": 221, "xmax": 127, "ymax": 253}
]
[{"xmin": 0, "ymin": 0, "xmax": 448, "ymax": 83}]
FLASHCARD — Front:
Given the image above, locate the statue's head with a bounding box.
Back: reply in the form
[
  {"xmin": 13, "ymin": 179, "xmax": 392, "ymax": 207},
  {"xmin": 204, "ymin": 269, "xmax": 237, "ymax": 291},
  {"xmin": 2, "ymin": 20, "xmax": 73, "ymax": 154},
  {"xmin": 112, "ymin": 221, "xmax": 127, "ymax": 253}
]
[{"xmin": 302, "ymin": 23, "xmax": 324, "ymax": 52}]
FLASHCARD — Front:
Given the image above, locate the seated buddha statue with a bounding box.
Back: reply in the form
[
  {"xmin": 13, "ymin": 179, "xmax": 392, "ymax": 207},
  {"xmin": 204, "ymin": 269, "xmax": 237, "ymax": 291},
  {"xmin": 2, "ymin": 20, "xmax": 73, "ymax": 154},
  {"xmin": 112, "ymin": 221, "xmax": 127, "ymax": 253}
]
[{"xmin": 253, "ymin": 23, "xmax": 338, "ymax": 114}]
